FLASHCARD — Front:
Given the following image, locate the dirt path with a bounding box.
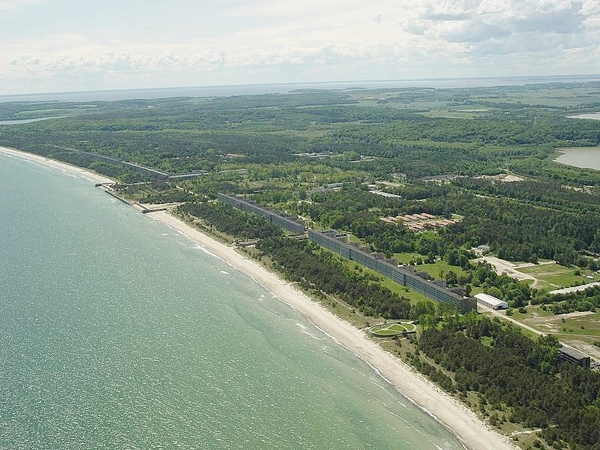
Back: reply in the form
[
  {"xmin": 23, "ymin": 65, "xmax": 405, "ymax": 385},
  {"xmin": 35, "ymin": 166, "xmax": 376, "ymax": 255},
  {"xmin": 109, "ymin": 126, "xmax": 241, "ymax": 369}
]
[{"xmin": 479, "ymin": 304, "xmax": 544, "ymax": 336}]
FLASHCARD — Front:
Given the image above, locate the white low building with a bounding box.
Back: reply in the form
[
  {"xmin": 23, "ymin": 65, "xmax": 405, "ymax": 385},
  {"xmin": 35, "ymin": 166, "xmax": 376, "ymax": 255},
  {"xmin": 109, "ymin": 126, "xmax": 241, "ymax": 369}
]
[{"xmin": 475, "ymin": 293, "xmax": 508, "ymax": 310}]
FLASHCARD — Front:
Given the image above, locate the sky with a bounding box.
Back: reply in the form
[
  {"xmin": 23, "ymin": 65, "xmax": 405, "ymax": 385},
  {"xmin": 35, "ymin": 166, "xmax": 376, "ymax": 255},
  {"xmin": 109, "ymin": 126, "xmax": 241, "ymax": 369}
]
[{"xmin": 1, "ymin": 0, "xmax": 599, "ymax": 95}]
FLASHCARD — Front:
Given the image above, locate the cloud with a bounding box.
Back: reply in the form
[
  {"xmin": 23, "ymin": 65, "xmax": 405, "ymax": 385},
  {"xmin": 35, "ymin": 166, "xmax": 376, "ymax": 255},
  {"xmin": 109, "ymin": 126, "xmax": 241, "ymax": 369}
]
[
  {"xmin": 1, "ymin": 0, "xmax": 599, "ymax": 94},
  {"xmin": 513, "ymin": 4, "xmax": 583, "ymax": 34},
  {"xmin": 399, "ymin": 0, "xmax": 598, "ymax": 54},
  {"xmin": 8, "ymin": 50, "xmax": 230, "ymax": 76},
  {"xmin": 435, "ymin": 19, "xmax": 511, "ymax": 43},
  {"xmin": 7, "ymin": 42, "xmax": 384, "ymax": 79},
  {"xmin": 0, "ymin": 0, "xmax": 42, "ymax": 11},
  {"xmin": 420, "ymin": 0, "xmax": 478, "ymax": 21}
]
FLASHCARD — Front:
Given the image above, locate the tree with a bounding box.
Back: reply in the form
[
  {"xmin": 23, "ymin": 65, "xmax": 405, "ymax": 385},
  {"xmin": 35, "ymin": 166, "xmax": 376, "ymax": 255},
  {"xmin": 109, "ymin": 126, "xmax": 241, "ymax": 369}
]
[
  {"xmin": 445, "ymin": 270, "xmax": 458, "ymax": 287},
  {"xmin": 410, "ymin": 300, "xmax": 437, "ymax": 322},
  {"xmin": 532, "ymin": 335, "xmax": 560, "ymax": 373},
  {"xmin": 486, "ymin": 286, "xmax": 503, "ymax": 299},
  {"xmin": 464, "ymin": 284, "xmax": 473, "ymax": 297}
]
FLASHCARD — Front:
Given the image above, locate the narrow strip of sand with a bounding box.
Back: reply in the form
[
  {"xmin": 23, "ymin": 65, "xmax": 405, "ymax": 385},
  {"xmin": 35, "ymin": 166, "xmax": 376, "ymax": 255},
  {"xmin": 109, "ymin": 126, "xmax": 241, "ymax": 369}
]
[
  {"xmin": 1, "ymin": 145, "xmax": 517, "ymax": 450},
  {"xmin": 152, "ymin": 211, "xmax": 517, "ymax": 450},
  {"xmin": 0, "ymin": 146, "xmax": 114, "ymax": 185}
]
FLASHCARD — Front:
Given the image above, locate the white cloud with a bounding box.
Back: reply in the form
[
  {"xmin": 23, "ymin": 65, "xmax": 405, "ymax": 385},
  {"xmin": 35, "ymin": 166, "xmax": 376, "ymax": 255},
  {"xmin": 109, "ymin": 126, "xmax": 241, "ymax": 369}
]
[
  {"xmin": 0, "ymin": 0, "xmax": 42, "ymax": 11},
  {"xmin": 400, "ymin": 0, "xmax": 598, "ymax": 54},
  {"xmin": 0, "ymin": 0, "xmax": 599, "ymax": 94}
]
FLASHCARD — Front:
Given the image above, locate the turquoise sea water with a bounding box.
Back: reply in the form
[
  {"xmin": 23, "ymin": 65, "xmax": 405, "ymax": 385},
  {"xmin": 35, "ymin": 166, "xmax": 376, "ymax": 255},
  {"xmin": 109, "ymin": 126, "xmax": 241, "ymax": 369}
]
[{"xmin": 0, "ymin": 153, "xmax": 464, "ymax": 449}]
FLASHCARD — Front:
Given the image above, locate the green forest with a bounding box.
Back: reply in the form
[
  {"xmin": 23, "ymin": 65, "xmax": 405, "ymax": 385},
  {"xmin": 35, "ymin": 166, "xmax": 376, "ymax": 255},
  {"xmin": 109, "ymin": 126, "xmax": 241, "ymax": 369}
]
[{"xmin": 417, "ymin": 314, "xmax": 600, "ymax": 449}]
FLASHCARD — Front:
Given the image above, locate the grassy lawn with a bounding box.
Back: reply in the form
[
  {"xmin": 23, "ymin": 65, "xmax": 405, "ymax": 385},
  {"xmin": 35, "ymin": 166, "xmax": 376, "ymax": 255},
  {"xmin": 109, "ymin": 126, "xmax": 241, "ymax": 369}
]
[
  {"xmin": 510, "ymin": 306, "xmax": 600, "ymax": 359},
  {"xmin": 346, "ymin": 261, "xmax": 434, "ymax": 306},
  {"xmin": 370, "ymin": 322, "xmax": 416, "ymax": 336},
  {"xmin": 517, "ymin": 262, "xmax": 597, "ymax": 290},
  {"xmin": 418, "ymin": 260, "xmax": 467, "ymax": 280},
  {"xmin": 393, "ymin": 252, "xmax": 422, "ymax": 264},
  {"xmin": 392, "ymin": 253, "xmax": 467, "ymax": 280},
  {"xmin": 554, "ymin": 314, "xmax": 600, "ymax": 338}
]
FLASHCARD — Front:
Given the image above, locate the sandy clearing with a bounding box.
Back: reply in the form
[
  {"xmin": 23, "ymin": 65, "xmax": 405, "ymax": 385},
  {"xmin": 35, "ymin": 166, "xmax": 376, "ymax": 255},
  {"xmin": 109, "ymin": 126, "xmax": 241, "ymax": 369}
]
[{"xmin": 477, "ymin": 256, "xmax": 536, "ymax": 283}]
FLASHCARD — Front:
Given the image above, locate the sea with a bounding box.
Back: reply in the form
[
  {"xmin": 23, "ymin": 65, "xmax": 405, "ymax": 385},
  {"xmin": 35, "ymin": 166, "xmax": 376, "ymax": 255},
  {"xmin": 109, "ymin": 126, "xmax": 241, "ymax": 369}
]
[
  {"xmin": 1, "ymin": 74, "xmax": 599, "ymax": 103},
  {"xmin": 0, "ymin": 152, "xmax": 464, "ymax": 449}
]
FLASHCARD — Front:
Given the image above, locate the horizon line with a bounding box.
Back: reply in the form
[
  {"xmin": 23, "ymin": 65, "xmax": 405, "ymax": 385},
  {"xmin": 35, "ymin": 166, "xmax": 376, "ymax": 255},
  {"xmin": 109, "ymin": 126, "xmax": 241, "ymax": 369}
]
[{"xmin": 2, "ymin": 73, "xmax": 600, "ymax": 100}]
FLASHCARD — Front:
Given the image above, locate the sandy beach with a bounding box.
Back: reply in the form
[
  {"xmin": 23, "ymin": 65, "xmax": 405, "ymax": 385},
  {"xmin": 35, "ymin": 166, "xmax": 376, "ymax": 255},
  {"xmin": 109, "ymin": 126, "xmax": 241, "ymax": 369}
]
[
  {"xmin": 0, "ymin": 146, "xmax": 114, "ymax": 185},
  {"xmin": 1, "ymin": 145, "xmax": 517, "ymax": 450}
]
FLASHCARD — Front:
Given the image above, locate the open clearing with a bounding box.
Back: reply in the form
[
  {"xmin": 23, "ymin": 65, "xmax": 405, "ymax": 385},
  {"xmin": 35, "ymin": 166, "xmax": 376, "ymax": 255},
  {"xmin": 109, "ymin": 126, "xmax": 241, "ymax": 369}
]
[
  {"xmin": 511, "ymin": 307, "xmax": 600, "ymax": 360},
  {"xmin": 478, "ymin": 256, "xmax": 598, "ymax": 291},
  {"xmin": 476, "ymin": 256, "xmax": 538, "ymax": 285},
  {"xmin": 517, "ymin": 262, "xmax": 598, "ymax": 290}
]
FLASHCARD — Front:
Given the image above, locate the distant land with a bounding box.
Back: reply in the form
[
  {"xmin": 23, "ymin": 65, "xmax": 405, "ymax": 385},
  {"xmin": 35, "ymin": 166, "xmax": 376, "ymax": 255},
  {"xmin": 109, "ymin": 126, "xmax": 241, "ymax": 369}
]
[{"xmin": 1, "ymin": 74, "xmax": 599, "ymax": 103}]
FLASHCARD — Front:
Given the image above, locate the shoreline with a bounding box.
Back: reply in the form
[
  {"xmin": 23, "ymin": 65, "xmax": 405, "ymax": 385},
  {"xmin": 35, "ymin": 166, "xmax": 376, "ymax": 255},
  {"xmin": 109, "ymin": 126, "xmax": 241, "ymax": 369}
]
[
  {"xmin": 553, "ymin": 146, "xmax": 600, "ymax": 171},
  {"xmin": 0, "ymin": 145, "xmax": 114, "ymax": 185},
  {"xmin": 152, "ymin": 211, "xmax": 516, "ymax": 450},
  {"xmin": 0, "ymin": 145, "xmax": 517, "ymax": 450}
]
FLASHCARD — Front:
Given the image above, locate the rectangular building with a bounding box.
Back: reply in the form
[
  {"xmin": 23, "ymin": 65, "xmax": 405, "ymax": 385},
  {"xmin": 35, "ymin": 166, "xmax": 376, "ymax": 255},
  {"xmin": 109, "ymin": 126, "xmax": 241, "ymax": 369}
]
[
  {"xmin": 309, "ymin": 229, "xmax": 477, "ymax": 314},
  {"xmin": 217, "ymin": 193, "xmax": 305, "ymax": 234},
  {"xmin": 558, "ymin": 346, "xmax": 591, "ymax": 368},
  {"xmin": 475, "ymin": 293, "xmax": 508, "ymax": 310}
]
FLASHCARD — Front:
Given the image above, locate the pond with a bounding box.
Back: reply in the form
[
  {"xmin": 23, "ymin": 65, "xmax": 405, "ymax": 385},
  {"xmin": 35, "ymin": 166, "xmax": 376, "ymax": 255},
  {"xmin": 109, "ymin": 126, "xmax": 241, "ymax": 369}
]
[
  {"xmin": 554, "ymin": 147, "xmax": 600, "ymax": 170},
  {"xmin": 0, "ymin": 116, "xmax": 63, "ymax": 125}
]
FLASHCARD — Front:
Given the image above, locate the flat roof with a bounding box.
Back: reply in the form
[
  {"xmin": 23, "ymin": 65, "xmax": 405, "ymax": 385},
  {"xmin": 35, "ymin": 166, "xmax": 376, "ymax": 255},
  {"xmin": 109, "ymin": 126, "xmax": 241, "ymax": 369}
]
[
  {"xmin": 559, "ymin": 346, "xmax": 590, "ymax": 361},
  {"xmin": 474, "ymin": 293, "xmax": 508, "ymax": 307},
  {"xmin": 549, "ymin": 282, "xmax": 600, "ymax": 295}
]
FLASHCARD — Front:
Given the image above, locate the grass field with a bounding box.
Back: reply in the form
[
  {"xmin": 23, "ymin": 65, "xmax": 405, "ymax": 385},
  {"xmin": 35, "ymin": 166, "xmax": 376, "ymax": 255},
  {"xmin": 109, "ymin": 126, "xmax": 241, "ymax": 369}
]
[
  {"xmin": 370, "ymin": 322, "xmax": 416, "ymax": 337},
  {"xmin": 516, "ymin": 263, "xmax": 597, "ymax": 290},
  {"xmin": 393, "ymin": 252, "xmax": 422, "ymax": 264},
  {"xmin": 512, "ymin": 306, "xmax": 600, "ymax": 360},
  {"xmin": 392, "ymin": 253, "xmax": 467, "ymax": 280},
  {"xmin": 345, "ymin": 261, "xmax": 434, "ymax": 305},
  {"xmin": 418, "ymin": 260, "xmax": 468, "ymax": 280}
]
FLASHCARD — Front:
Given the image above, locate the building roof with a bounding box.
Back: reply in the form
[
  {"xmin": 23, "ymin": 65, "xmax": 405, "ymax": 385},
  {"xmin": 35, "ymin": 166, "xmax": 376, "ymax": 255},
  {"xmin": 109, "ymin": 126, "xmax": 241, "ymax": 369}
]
[
  {"xmin": 559, "ymin": 346, "xmax": 590, "ymax": 361},
  {"xmin": 474, "ymin": 293, "xmax": 508, "ymax": 307}
]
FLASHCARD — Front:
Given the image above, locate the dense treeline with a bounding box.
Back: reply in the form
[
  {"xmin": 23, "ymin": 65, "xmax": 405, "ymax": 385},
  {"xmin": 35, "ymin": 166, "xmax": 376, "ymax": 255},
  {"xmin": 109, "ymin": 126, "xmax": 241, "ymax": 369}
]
[
  {"xmin": 301, "ymin": 186, "xmax": 600, "ymax": 267},
  {"xmin": 418, "ymin": 315, "xmax": 600, "ymax": 449},
  {"xmin": 453, "ymin": 178, "xmax": 600, "ymax": 214},
  {"xmin": 434, "ymin": 193, "xmax": 600, "ymax": 265},
  {"xmin": 534, "ymin": 285, "xmax": 600, "ymax": 314},
  {"xmin": 257, "ymin": 236, "xmax": 412, "ymax": 319},
  {"xmin": 177, "ymin": 201, "xmax": 412, "ymax": 318},
  {"xmin": 336, "ymin": 114, "xmax": 599, "ymax": 159},
  {"xmin": 3, "ymin": 83, "xmax": 600, "ymax": 183},
  {"xmin": 122, "ymin": 181, "xmax": 196, "ymax": 204},
  {"xmin": 178, "ymin": 202, "xmax": 283, "ymax": 240}
]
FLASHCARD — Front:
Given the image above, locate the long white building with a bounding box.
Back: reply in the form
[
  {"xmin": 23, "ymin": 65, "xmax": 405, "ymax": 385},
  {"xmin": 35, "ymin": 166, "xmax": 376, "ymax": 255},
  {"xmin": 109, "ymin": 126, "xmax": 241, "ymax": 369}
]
[{"xmin": 475, "ymin": 293, "xmax": 508, "ymax": 310}]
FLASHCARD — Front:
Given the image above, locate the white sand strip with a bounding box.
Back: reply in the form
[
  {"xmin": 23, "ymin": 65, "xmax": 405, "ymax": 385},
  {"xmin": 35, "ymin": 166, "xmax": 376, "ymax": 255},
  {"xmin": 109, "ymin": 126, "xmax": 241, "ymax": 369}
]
[
  {"xmin": 150, "ymin": 211, "xmax": 517, "ymax": 450},
  {"xmin": 0, "ymin": 146, "xmax": 115, "ymax": 185},
  {"xmin": 1, "ymin": 145, "xmax": 517, "ymax": 450}
]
